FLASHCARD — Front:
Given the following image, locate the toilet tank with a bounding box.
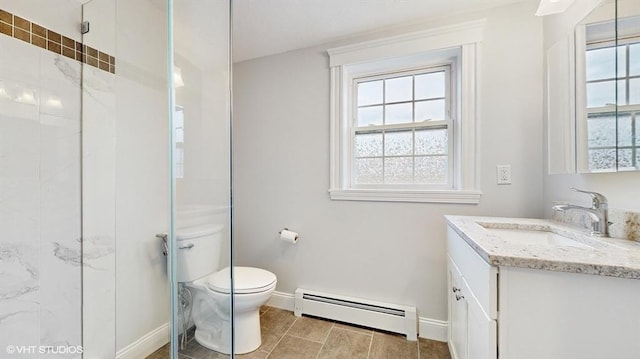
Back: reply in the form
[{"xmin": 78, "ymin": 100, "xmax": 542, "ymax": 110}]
[
  {"xmin": 176, "ymin": 224, "xmax": 224, "ymax": 282},
  {"xmin": 176, "ymin": 205, "xmax": 229, "ymax": 229}
]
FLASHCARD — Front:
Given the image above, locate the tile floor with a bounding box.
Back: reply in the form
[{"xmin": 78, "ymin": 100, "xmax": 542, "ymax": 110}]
[{"xmin": 147, "ymin": 306, "xmax": 451, "ymax": 359}]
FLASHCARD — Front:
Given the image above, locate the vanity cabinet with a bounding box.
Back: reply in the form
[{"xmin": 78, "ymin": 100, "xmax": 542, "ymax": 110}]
[
  {"xmin": 447, "ymin": 225, "xmax": 640, "ymax": 359},
  {"xmin": 447, "ymin": 227, "xmax": 497, "ymax": 359}
]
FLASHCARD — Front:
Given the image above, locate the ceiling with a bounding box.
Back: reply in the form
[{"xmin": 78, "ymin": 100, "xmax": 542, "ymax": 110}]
[{"xmin": 232, "ymin": 0, "xmax": 528, "ymax": 62}]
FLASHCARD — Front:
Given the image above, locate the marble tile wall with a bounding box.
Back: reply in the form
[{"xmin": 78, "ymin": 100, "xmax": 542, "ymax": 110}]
[
  {"xmin": 0, "ymin": 33, "xmax": 82, "ymax": 357},
  {"xmin": 81, "ymin": 62, "xmax": 117, "ymax": 358}
]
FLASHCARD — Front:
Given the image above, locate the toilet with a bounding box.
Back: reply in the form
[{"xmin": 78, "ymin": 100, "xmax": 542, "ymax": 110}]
[{"xmin": 176, "ymin": 223, "xmax": 277, "ymax": 354}]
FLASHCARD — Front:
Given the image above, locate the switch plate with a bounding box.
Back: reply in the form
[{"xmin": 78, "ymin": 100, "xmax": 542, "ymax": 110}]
[{"xmin": 496, "ymin": 165, "xmax": 512, "ymax": 185}]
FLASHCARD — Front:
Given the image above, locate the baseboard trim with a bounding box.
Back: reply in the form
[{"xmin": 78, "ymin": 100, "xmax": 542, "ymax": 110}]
[
  {"xmin": 267, "ymin": 291, "xmax": 448, "ymax": 342},
  {"xmin": 266, "ymin": 290, "xmax": 295, "ymax": 311},
  {"xmin": 116, "ymin": 323, "xmax": 169, "ymax": 359},
  {"xmin": 418, "ymin": 317, "xmax": 448, "ymax": 342}
]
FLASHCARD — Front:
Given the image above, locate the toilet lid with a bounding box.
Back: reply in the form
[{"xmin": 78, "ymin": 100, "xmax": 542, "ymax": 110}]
[{"xmin": 207, "ymin": 267, "xmax": 277, "ymax": 294}]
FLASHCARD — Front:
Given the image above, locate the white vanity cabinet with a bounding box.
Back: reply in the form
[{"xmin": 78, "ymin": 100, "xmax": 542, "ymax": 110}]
[
  {"xmin": 447, "ymin": 223, "xmax": 640, "ymax": 359},
  {"xmin": 447, "ymin": 226, "xmax": 497, "ymax": 359}
]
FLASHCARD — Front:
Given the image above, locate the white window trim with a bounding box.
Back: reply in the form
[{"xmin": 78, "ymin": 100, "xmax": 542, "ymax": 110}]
[{"xmin": 328, "ymin": 20, "xmax": 485, "ymax": 204}]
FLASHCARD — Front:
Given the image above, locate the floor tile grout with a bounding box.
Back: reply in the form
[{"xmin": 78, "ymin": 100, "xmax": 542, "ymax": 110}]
[
  {"xmin": 366, "ymin": 331, "xmax": 375, "ymax": 359},
  {"xmin": 286, "ymin": 331, "xmax": 327, "ymax": 345},
  {"xmin": 314, "ymin": 322, "xmax": 335, "ymax": 359},
  {"xmin": 332, "ymin": 325, "xmax": 374, "ymax": 337},
  {"xmin": 265, "ymin": 315, "xmax": 299, "ymax": 358}
]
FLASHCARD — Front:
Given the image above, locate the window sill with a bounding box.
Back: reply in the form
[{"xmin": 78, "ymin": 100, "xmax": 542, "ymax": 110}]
[{"xmin": 328, "ymin": 189, "xmax": 482, "ymax": 204}]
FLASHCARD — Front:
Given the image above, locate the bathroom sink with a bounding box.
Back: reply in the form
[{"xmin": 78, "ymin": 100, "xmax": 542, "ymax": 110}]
[{"xmin": 482, "ymin": 227, "xmax": 593, "ymax": 249}]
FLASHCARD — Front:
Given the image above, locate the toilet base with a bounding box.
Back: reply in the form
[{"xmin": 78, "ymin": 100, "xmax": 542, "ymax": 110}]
[{"xmin": 194, "ymin": 308, "xmax": 262, "ymax": 355}]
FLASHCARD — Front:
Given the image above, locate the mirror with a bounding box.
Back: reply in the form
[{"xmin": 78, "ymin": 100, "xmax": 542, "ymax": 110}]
[
  {"xmin": 546, "ymin": 0, "xmax": 640, "ymax": 174},
  {"xmin": 575, "ymin": 0, "xmax": 640, "ymax": 172}
]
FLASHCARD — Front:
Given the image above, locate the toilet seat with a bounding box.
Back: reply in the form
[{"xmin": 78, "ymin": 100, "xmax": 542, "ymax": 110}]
[{"xmin": 207, "ymin": 266, "xmax": 277, "ymax": 294}]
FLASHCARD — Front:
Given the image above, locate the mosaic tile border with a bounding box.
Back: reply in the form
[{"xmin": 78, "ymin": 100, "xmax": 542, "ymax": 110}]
[{"xmin": 0, "ymin": 9, "xmax": 115, "ymax": 74}]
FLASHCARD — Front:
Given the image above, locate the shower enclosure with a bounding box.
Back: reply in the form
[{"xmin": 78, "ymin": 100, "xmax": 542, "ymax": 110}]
[{"xmin": 0, "ymin": 0, "xmax": 233, "ymax": 358}]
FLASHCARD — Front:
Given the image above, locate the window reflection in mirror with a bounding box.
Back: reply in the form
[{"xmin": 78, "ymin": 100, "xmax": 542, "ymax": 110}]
[{"xmin": 576, "ymin": 0, "xmax": 640, "ymax": 173}]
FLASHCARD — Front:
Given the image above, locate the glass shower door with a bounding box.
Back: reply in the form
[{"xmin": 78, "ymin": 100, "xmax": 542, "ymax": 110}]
[
  {"xmin": 82, "ymin": 0, "xmax": 172, "ymax": 358},
  {"xmin": 78, "ymin": 1, "xmax": 231, "ymax": 357},
  {"xmin": 169, "ymin": 0, "xmax": 233, "ymax": 358}
]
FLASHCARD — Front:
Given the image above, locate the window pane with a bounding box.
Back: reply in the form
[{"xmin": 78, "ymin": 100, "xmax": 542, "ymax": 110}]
[
  {"xmin": 384, "ymin": 131, "xmax": 413, "ymax": 156},
  {"xmin": 355, "ymin": 158, "xmax": 383, "ymax": 184},
  {"xmin": 630, "ymin": 43, "xmax": 640, "ymax": 76},
  {"xmin": 358, "ymin": 80, "xmax": 383, "ymax": 106},
  {"xmin": 636, "ymin": 117, "xmax": 640, "ymax": 145},
  {"xmin": 415, "ymin": 156, "xmax": 447, "ymax": 184},
  {"xmin": 174, "ymin": 147, "xmax": 184, "ymax": 178},
  {"xmin": 586, "ymin": 47, "xmax": 615, "ymax": 81},
  {"xmin": 617, "ymin": 114, "xmax": 632, "ymax": 147},
  {"xmin": 630, "ymin": 78, "xmax": 640, "ymax": 105},
  {"xmin": 357, "ymin": 106, "xmax": 383, "ymax": 126},
  {"xmin": 384, "ymin": 157, "xmax": 413, "ymax": 184},
  {"xmin": 385, "ymin": 103, "xmax": 412, "ymax": 125},
  {"xmin": 618, "ymin": 148, "xmax": 634, "ymax": 169},
  {"xmin": 588, "ymin": 148, "xmax": 616, "ymax": 171},
  {"xmin": 587, "ymin": 115, "xmax": 616, "ymax": 148},
  {"xmin": 415, "ymin": 100, "xmax": 445, "ymax": 122},
  {"xmin": 385, "ymin": 76, "xmax": 412, "ymax": 103},
  {"xmin": 587, "ymin": 81, "xmax": 616, "ymax": 108},
  {"xmin": 415, "ymin": 129, "xmax": 447, "ymax": 155},
  {"xmin": 355, "ymin": 133, "xmax": 383, "ymax": 157},
  {"xmin": 619, "ymin": 79, "xmax": 628, "ymax": 105},
  {"xmin": 415, "ymin": 72, "xmax": 445, "ymax": 100},
  {"xmin": 617, "ymin": 45, "xmax": 627, "ymax": 77}
]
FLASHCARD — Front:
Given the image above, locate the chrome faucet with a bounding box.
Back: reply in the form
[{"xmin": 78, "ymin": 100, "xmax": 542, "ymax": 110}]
[{"xmin": 552, "ymin": 188, "xmax": 610, "ymax": 237}]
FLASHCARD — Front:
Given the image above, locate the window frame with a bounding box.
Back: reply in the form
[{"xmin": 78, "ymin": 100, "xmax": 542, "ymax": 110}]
[
  {"xmin": 327, "ymin": 20, "xmax": 484, "ymax": 204},
  {"xmin": 348, "ymin": 64, "xmax": 456, "ymax": 190}
]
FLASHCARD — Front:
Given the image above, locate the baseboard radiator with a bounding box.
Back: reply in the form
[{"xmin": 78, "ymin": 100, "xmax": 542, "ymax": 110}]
[{"xmin": 294, "ymin": 288, "xmax": 417, "ymax": 341}]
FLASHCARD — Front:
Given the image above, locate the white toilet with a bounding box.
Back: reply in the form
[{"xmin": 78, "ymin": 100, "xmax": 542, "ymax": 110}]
[{"xmin": 176, "ymin": 223, "xmax": 277, "ymax": 354}]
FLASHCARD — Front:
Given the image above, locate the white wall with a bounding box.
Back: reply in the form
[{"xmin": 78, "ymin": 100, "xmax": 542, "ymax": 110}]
[
  {"xmin": 233, "ymin": 0, "xmax": 543, "ymax": 325},
  {"xmin": 542, "ymin": 0, "xmax": 640, "ymax": 216}
]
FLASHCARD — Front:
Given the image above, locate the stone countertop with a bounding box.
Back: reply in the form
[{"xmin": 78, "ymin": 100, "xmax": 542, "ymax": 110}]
[{"xmin": 445, "ymin": 216, "xmax": 640, "ymax": 279}]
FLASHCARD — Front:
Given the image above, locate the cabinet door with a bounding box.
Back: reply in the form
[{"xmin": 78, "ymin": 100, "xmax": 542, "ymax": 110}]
[
  {"xmin": 466, "ymin": 279, "xmax": 497, "ymax": 359},
  {"xmin": 448, "ymin": 257, "xmax": 468, "ymax": 359}
]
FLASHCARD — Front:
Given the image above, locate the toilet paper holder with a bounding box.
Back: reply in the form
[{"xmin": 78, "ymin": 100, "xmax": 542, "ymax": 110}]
[{"xmin": 278, "ymin": 228, "xmax": 300, "ymax": 244}]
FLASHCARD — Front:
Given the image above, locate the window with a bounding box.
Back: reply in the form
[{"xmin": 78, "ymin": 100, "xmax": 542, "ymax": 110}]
[
  {"xmin": 352, "ymin": 66, "xmax": 453, "ymax": 188},
  {"xmin": 583, "ymin": 25, "xmax": 640, "ymax": 171},
  {"xmin": 328, "ymin": 20, "xmax": 484, "ymax": 203},
  {"xmin": 174, "ymin": 106, "xmax": 185, "ymax": 178}
]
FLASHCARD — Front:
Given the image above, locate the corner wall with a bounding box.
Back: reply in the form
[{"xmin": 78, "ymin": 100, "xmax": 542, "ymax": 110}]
[{"xmin": 232, "ymin": 1, "xmax": 544, "ymax": 327}]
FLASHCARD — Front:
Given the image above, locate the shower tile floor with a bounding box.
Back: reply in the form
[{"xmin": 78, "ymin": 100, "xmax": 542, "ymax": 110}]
[{"xmin": 147, "ymin": 306, "xmax": 451, "ymax": 359}]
